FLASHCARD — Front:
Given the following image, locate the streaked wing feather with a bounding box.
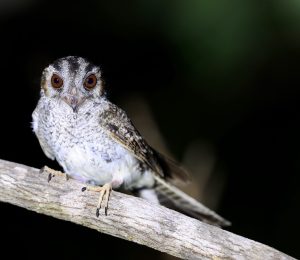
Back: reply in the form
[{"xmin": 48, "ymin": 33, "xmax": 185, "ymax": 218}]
[
  {"xmin": 99, "ymin": 102, "xmax": 164, "ymax": 177},
  {"xmin": 155, "ymin": 152, "xmax": 190, "ymax": 184},
  {"xmin": 99, "ymin": 101, "xmax": 189, "ymax": 183}
]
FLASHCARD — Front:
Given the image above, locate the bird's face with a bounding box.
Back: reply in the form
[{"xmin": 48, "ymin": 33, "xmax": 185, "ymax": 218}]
[{"xmin": 41, "ymin": 56, "xmax": 104, "ymax": 112}]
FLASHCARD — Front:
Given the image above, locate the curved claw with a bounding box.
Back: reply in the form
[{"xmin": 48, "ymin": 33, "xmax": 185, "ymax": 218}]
[
  {"xmin": 48, "ymin": 173, "xmax": 53, "ymax": 182},
  {"xmin": 82, "ymin": 183, "xmax": 112, "ymax": 217},
  {"xmin": 96, "ymin": 183, "xmax": 112, "ymax": 216},
  {"xmin": 40, "ymin": 165, "xmax": 66, "ymax": 183}
]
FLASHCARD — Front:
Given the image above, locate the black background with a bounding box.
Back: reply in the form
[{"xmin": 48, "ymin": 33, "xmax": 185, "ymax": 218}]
[{"xmin": 1, "ymin": 1, "xmax": 300, "ymax": 259}]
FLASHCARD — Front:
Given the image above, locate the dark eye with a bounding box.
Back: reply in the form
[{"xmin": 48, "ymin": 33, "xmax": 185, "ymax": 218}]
[
  {"xmin": 84, "ymin": 74, "xmax": 97, "ymax": 90},
  {"xmin": 51, "ymin": 74, "xmax": 63, "ymax": 89}
]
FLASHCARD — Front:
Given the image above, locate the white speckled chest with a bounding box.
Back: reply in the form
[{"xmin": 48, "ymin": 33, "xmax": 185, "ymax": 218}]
[{"xmin": 33, "ymin": 97, "xmax": 145, "ymax": 188}]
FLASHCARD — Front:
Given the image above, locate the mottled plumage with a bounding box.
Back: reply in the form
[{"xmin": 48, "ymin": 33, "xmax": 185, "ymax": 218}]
[{"xmin": 32, "ymin": 56, "xmax": 230, "ymax": 226}]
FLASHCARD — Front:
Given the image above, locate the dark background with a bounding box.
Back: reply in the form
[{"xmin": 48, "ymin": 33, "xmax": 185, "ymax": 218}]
[{"xmin": 1, "ymin": 0, "xmax": 300, "ymax": 259}]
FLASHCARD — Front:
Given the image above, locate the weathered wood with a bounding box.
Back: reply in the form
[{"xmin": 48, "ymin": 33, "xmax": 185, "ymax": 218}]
[{"xmin": 0, "ymin": 159, "xmax": 294, "ymax": 259}]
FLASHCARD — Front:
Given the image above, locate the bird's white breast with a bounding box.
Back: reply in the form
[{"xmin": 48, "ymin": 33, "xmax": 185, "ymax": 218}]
[{"xmin": 33, "ymin": 97, "xmax": 145, "ymax": 188}]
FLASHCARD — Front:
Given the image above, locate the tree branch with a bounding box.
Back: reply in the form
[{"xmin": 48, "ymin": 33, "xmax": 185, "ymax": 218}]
[{"xmin": 0, "ymin": 159, "xmax": 294, "ymax": 260}]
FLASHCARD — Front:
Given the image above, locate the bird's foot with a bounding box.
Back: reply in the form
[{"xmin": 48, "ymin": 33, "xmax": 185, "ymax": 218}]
[
  {"xmin": 40, "ymin": 165, "xmax": 69, "ymax": 182},
  {"xmin": 82, "ymin": 183, "xmax": 112, "ymax": 217}
]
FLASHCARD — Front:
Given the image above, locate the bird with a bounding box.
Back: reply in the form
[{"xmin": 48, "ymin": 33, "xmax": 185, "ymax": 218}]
[{"xmin": 32, "ymin": 56, "xmax": 230, "ymax": 227}]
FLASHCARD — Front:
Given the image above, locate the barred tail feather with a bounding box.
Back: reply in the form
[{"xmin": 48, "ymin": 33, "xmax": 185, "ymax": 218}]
[{"xmin": 153, "ymin": 175, "xmax": 231, "ymax": 227}]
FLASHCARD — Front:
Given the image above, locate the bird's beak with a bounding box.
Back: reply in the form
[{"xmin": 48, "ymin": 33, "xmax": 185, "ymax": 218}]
[{"xmin": 62, "ymin": 88, "xmax": 85, "ymax": 113}]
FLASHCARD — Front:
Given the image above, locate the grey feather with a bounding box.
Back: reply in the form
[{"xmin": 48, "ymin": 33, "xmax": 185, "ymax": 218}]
[
  {"xmin": 153, "ymin": 175, "xmax": 231, "ymax": 227},
  {"xmin": 32, "ymin": 56, "xmax": 230, "ymax": 227},
  {"xmin": 99, "ymin": 101, "xmax": 189, "ymax": 183}
]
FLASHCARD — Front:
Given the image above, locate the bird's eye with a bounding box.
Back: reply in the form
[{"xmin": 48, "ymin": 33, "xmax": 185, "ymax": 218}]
[
  {"xmin": 84, "ymin": 74, "xmax": 97, "ymax": 90},
  {"xmin": 51, "ymin": 74, "xmax": 63, "ymax": 89}
]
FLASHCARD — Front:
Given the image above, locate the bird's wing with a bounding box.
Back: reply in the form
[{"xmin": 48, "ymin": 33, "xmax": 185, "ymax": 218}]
[
  {"xmin": 32, "ymin": 106, "xmax": 55, "ymax": 160},
  {"xmin": 99, "ymin": 101, "xmax": 189, "ymax": 183}
]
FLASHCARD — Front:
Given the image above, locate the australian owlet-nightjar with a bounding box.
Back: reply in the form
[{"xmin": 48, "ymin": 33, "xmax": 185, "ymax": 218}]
[{"xmin": 32, "ymin": 56, "xmax": 230, "ymax": 226}]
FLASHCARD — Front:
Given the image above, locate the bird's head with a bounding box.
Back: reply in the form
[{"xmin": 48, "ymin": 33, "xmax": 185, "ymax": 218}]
[{"xmin": 41, "ymin": 56, "xmax": 104, "ymax": 113}]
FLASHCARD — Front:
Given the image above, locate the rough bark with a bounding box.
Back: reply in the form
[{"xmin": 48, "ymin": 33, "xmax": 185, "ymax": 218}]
[{"xmin": 0, "ymin": 159, "xmax": 294, "ymax": 260}]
